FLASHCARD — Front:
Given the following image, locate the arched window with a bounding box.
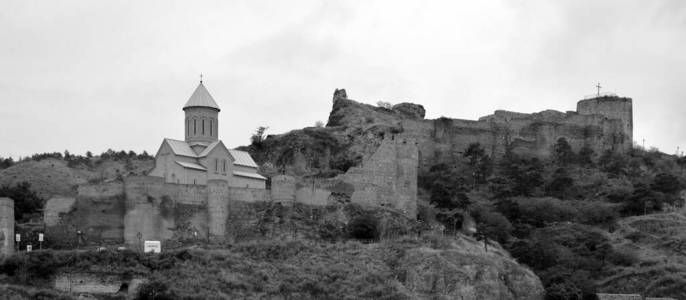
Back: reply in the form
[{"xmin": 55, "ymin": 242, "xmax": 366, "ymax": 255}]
[
  {"xmin": 186, "ymin": 119, "xmax": 189, "ymax": 136},
  {"xmin": 223, "ymin": 159, "xmax": 226, "ymax": 173},
  {"xmin": 193, "ymin": 119, "xmax": 197, "ymax": 135},
  {"xmin": 215, "ymin": 158, "xmax": 218, "ymax": 172},
  {"xmin": 210, "ymin": 120, "xmax": 213, "ymax": 136},
  {"xmin": 202, "ymin": 119, "xmax": 205, "ymax": 135}
]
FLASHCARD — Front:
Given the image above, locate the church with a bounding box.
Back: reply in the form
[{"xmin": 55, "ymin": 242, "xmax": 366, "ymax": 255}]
[{"xmin": 148, "ymin": 80, "xmax": 266, "ymax": 189}]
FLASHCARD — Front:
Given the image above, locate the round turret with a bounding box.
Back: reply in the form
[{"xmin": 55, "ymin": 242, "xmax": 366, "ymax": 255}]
[
  {"xmin": 0, "ymin": 197, "xmax": 14, "ymax": 256},
  {"xmin": 184, "ymin": 81, "xmax": 220, "ymax": 144},
  {"xmin": 577, "ymin": 95, "xmax": 633, "ymax": 143}
]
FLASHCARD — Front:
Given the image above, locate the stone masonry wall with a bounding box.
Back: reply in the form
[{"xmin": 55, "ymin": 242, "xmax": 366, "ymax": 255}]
[
  {"xmin": 0, "ymin": 198, "xmax": 14, "ymax": 256},
  {"xmin": 402, "ymin": 109, "xmax": 628, "ymax": 172},
  {"xmin": 343, "ymin": 135, "xmax": 418, "ymax": 216},
  {"xmin": 54, "ymin": 273, "xmax": 124, "ymax": 294},
  {"xmin": 123, "ymin": 176, "xmax": 208, "ymax": 246}
]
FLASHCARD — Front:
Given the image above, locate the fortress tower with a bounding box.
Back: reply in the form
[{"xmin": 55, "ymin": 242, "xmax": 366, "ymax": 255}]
[
  {"xmin": 0, "ymin": 197, "xmax": 14, "ymax": 256},
  {"xmin": 184, "ymin": 81, "xmax": 220, "ymax": 147},
  {"xmin": 577, "ymin": 95, "xmax": 633, "ymax": 146}
]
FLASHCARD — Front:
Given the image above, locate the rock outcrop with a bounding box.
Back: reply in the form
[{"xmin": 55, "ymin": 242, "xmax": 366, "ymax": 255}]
[{"xmin": 400, "ymin": 236, "xmax": 544, "ymax": 299}]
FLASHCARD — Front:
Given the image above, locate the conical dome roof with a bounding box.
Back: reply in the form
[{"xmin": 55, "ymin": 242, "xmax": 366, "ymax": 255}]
[{"xmin": 183, "ymin": 82, "xmax": 220, "ymax": 111}]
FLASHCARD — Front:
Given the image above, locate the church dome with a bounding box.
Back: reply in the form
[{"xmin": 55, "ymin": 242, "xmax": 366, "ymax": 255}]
[{"xmin": 183, "ymin": 82, "xmax": 220, "ymax": 111}]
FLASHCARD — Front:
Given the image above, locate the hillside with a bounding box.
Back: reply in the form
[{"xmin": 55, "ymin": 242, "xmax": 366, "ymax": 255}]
[
  {"xmin": 0, "ymin": 235, "xmax": 543, "ymax": 300},
  {"xmin": 240, "ymin": 94, "xmax": 686, "ymax": 299},
  {"xmin": 0, "ymin": 155, "xmax": 153, "ymax": 199},
  {"xmin": 2, "ymin": 93, "xmax": 686, "ymax": 299}
]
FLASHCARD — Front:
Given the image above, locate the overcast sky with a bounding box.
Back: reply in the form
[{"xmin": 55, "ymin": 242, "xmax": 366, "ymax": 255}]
[{"xmin": 1, "ymin": 0, "xmax": 685, "ymax": 159}]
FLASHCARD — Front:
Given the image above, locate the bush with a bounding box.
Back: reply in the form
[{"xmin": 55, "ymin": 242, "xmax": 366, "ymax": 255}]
[
  {"xmin": 135, "ymin": 280, "xmax": 175, "ymax": 300},
  {"xmin": 0, "ymin": 182, "xmax": 44, "ymax": 222},
  {"xmin": 347, "ymin": 214, "xmax": 380, "ymax": 240},
  {"xmin": 469, "ymin": 205, "xmax": 512, "ymax": 244}
]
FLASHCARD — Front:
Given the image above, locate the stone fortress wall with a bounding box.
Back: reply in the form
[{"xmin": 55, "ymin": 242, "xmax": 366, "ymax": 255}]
[
  {"xmin": 11, "ymin": 95, "xmax": 630, "ymax": 248},
  {"xmin": 35, "ymin": 134, "xmax": 417, "ymax": 246},
  {"xmin": 0, "ymin": 198, "xmax": 14, "ymax": 255},
  {"xmin": 398, "ymin": 95, "xmax": 633, "ymax": 170}
]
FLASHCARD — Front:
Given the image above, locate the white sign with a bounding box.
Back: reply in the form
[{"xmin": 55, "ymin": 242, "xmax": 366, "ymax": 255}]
[
  {"xmin": 144, "ymin": 241, "xmax": 161, "ymax": 253},
  {"xmin": 38, "ymin": 233, "xmax": 44, "ymax": 242},
  {"xmin": 15, "ymin": 234, "xmax": 20, "ymax": 242},
  {"xmin": 26, "ymin": 245, "xmax": 32, "ymax": 252}
]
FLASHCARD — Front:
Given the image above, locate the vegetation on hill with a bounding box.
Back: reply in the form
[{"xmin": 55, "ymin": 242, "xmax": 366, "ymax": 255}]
[
  {"xmin": 0, "ymin": 235, "xmax": 543, "ymax": 300},
  {"xmin": 417, "ymin": 138, "xmax": 685, "ymax": 299},
  {"xmin": 0, "ymin": 150, "xmax": 153, "ymax": 199}
]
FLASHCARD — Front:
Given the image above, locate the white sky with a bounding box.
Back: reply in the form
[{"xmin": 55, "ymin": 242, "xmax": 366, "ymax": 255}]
[{"xmin": 1, "ymin": 0, "xmax": 685, "ymax": 158}]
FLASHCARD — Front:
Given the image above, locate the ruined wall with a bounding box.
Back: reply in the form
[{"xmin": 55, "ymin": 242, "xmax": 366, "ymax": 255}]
[
  {"xmin": 123, "ymin": 176, "xmax": 269, "ymax": 245},
  {"xmin": 271, "ymin": 175, "xmax": 296, "ymax": 205},
  {"xmin": 343, "ymin": 135, "xmax": 418, "ymax": 216},
  {"xmin": 54, "ymin": 273, "xmax": 126, "ymax": 294},
  {"xmin": 400, "ymin": 107, "xmax": 629, "ymax": 171},
  {"xmin": 123, "ymin": 176, "xmax": 208, "ymax": 246},
  {"xmin": 577, "ymin": 96, "xmax": 633, "ymax": 144},
  {"xmin": 43, "ymin": 182, "xmax": 126, "ymax": 248},
  {"xmin": 0, "ymin": 198, "xmax": 14, "ymax": 256},
  {"xmin": 207, "ymin": 179, "xmax": 229, "ymax": 241}
]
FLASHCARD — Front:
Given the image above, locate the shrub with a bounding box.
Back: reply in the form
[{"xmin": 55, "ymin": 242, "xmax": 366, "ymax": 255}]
[
  {"xmin": 347, "ymin": 214, "xmax": 380, "ymax": 240},
  {"xmin": 553, "ymin": 138, "xmax": 575, "ymax": 166},
  {"xmin": 0, "ymin": 182, "xmax": 44, "ymax": 222},
  {"xmin": 513, "ymin": 197, "xmax": 578, "ymax": 227},
  {"xmin": 135, "ymin": 280, "xmax": 175, "ymax": 300},
  {"xmin": 469, "ymin": 205, "xmax": 512, "ymax": 244}
]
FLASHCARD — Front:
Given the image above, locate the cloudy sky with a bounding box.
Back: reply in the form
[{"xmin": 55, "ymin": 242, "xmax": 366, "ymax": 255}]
[{"xmin": 1, "ymin": 0, "xmax": 685, "ymax": 159}]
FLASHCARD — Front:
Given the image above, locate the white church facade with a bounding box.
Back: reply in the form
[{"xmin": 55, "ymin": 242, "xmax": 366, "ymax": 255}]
[{"xmin": 149, "ymin": 81, "xmax": 266, "ymax": 189}]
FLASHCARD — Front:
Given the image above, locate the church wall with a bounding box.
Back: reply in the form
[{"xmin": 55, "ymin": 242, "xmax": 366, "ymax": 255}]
[
  {"xmin": 231, "ymin": 176, "xmax": 266, "ymax": 189},
  {"xmin": 184, "ymin": 107, "xmax": 219, "ymax": 144},
  {"xmin": 199, "ymin": 143, "xmax": 233, "ymax": 182},
  {"xmin": 233, "ymin": 165, "xmax": 258, "ymax": 173}
]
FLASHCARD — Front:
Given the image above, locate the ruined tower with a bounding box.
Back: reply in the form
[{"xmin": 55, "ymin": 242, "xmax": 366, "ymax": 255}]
[
  {"xmin": 0, "ymin": 197, "xmax": 14, "ymax": 256},
  {"xmin": 184, "ymin": 80, "xmax": 220, "ymax": 147},
  {"xmin": 207, "ymin": 179, "xmax": 229, "ymax": 241},
  {"xmin": 577, "ymin": 95, "xmax": 633, "ymax": 149}
]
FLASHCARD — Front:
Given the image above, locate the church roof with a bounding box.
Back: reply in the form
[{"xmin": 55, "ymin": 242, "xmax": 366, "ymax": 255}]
[
  {"xmin": 175, "ymin": 161, "xmax": 207, "ymax": 171},
  {"xmin": 197, "ymin": 141, "xmax": 223, "ymax": 157},
  {"xmin": 164, "ymin": 139, "xmax": 197, "ymax": 157},
  {"xmin": 229, "ymin": 149, "xmax": 259, "ymax": 168},
  {"xmin": 183, "ymin": 82, "xmax": 220, "ymax": 111},
  {"xmin": 233, "ymin": 170, "xmax": 267, "ymax": 180}
]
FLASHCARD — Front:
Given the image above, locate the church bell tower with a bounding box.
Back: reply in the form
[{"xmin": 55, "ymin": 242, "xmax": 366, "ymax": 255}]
[{"xmin": 183, "ymin": 79, "xmax": 220, "ymax": 145}]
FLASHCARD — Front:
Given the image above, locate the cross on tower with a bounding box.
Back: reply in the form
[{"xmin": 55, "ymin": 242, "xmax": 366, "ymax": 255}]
[
  {"xmin": 596, "ymin": 82, "xmax": 602, "ymax": 96},
  {"xmin": 200, "ymin": 73, "xmax": 203, "ymax": 83}
]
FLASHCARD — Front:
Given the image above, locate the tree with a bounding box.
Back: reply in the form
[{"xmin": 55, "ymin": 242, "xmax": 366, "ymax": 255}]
[
  {"xmin": 420, "ymin": 164, "xmax": 471, "ymax": 209},
  {"xmin": 251, "ymin": 126, "xmax": 269, "ymax": 146},
  {"xmin": 546, "ymin": 168, "xmax": 575, "ymax": 199},
  {"xmin": 652, "ymin": 173, "xmax": 682, "ymax": 195},
  {"xmin": 463, "ymin": 143, "xmax": 493, "ymax": 184},
  {"xmin": 470, "ymin": 206, "xmax": 513, "ymax": 244},
  {"xmin": 553, "ymin": 138, "xmax": 575, "ymax": 165},
  {"xmin": 85, "ymin": 151, "xmax": 93, "ymax": 158},
  {"xmin": 0, "ymin": 182, "xmax": 44, "ymax": 222},
  {"xmin": 501, "ymin": 155, "xmax": 544, "ymax": 196},
  {"xmin": 0, "ymin": 156, "xmax": 14, "ymax": 169},
  {"xmin": 677, "ymin": 156, "xmax": 686, "ymax": 174},
  {"xmin": 578, "ymin": 145, "xmax": 595, "ymax": 166},
  {"xmin": 598, "ymin": 150, "xmax": 628, "ymax": 176}
]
